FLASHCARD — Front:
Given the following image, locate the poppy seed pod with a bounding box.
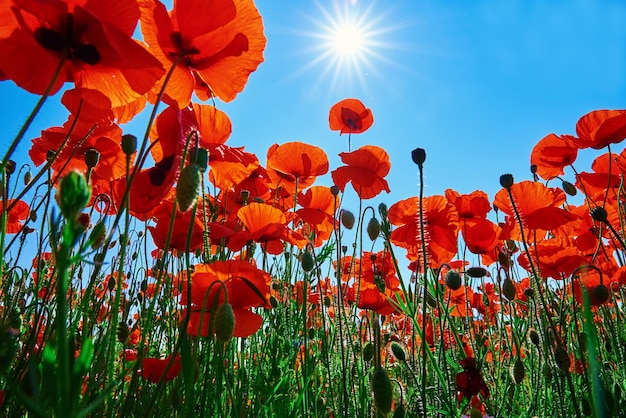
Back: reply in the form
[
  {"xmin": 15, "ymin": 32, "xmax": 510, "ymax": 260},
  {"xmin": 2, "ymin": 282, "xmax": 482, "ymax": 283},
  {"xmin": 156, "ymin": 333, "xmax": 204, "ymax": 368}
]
[
  {"xmin": 445, "ymin": 270, "xmax": 462, "ymax": 291},
  {"xmin": 411, "ymin": 148, "xmax": 426, "ymax": 167},
  {"xmin": 562, "ymin": 180, "xmax": 577, "ymax": 196},
  {"xmin": 590, "ymin": 207, "xmax": 608, "ymax": 223},
  {"xmin": 500, "ymin": 173, "xmax": 514, "ymax": 189},
  {"xmin": 340, "ymin": 210, "xmax": 355, "ymax": 229},
  {"xmin": 330, "ymin": 185, "xmax": 340, "ymax": 196},
  {"xmin": 367, "ymin": 217, "xmax": 381, "ymax": 241},
  {"xmin": 84, "ymin": 148, "xmax": 100, "ymax": 169},
  {"xmin": 371, "ymin": 368, "xmax": 393, "ymax": 414},
  {"xmin": 214, "ymin": 302, "xmax": 236, "ymax": 343},
  {"xmin": 121, "ymin": 134, "xmax": 137, "ymax": 156}
]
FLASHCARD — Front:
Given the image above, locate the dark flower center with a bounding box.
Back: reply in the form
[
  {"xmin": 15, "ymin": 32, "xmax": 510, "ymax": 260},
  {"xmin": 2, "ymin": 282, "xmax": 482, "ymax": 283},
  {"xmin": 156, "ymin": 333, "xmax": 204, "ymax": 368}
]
[{"xmin": 33, "ymin": 14, "xmax": 101, "ymax": 65}]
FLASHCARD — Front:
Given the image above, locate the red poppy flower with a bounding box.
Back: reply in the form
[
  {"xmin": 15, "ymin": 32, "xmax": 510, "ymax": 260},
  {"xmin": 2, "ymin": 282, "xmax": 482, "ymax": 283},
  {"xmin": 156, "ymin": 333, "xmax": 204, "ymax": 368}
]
[
  {"xmin": 328, "ymin": 98, "xmax": 374, "ymax": 135},
  {"xmin": 61, "ymin": 87, "xmax": 146, "ymax": 125},
  {"xmin": 346, "ymin": 281, "xmax": 401, "ymax": 316},
  {"xmin": 181, "ymin": 260, "xmax": 271, "ymax": 338},
  {"xmin": 517, "ymin": 238, "xmax": 588, "ymax": 280},
  {"xmin": 573, "ymin": 109, "xmax": 626, "ymax": 150},
  {"xmin": 29, "ymin": 118, "xmax": 126, "ymax": 181},
  {"xmin": 493, "ymin": 181, "xmax": 579, "ymax": 234},
  {"xmin": 0, "ymin": 0, "xmax": 163, "ymax": 106},
  {"xmin": 139, "ymin": 0, "xmax": 266, "ymax": 106},
  {"xmin": 331, "ymin": 145, "xmax": 391, "ymax": 199},
  {"xmin": 530, "ymin": 133, "xmax": 578, "ymax": 180},
  {"xmin": 463, "ymin": 219, "xmax": 501, "ymax": 256},
  {"xmin": 445, "ymin": 189, "xmax": 492, "ymax": 222},
  {"xmin": 3, "ymin": 199, "xmax": 30, "ymax": 234},
  {"xmin": 297, "ymin": 186, "xmax": 339, "ymax": 226},
  {"xmin": 388, "ymin": 195, "xmax": 459, "ymax": 267},
  {"xmin": 228, "ymin": 202, "xmax": 306, "ymax": 255},
  {"xmin": 147, "ymin": 196, "xmax": 205, "ymax": 252},
  {"xmin": 266, "ymin": 142, "xmax": 329, "ymax": 195},
  {"xmin": 138, "ymin": 354, "xmax": 181, "ymax": 383},
  {"xmin": 575, "ymin": 153, "xmax": 622, "ymax": 201},
  {"xmin": 456, "ymin": 357, "xmax": 489, "ymax": 400},
  {"xmin": 116, "ymin": 105, "xmax": 187, "ymax": 220}
]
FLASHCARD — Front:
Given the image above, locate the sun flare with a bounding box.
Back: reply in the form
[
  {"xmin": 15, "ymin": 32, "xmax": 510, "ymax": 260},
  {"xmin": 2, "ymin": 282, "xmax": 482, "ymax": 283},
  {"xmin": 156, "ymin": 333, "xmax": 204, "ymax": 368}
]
[{"xmin": 330, "ymin": 22, "xmax": 366, "ymax": 58}]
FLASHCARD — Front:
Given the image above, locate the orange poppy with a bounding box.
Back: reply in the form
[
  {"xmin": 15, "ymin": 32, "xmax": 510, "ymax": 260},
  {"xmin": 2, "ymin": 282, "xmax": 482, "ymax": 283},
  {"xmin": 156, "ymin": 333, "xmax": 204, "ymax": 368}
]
[
  {"xmin": 493, "ymin": 180, "xmax": 579, "ymax": 234},
  {"xmin": 296, "ymin": 186, "xmax": 339, "ymax": 226},
  {"xmin": 574, "ymin": 153, "xmax": 622, "ymax": 201},
  {"xmin": 388, "ymin": 195, "xmax": 459, "ymax": 267},
  {"xmin": 573, "ymin": 109, "xmax": 626, "ymax": 150},
  {"xmin": 530, "ymin": 133, "xmax": 578, "ymax": 180},
  {"xmin": 445, "ymin": 189, "xmax": 491, "ymax": 222},
  {"xmin": 517, "ymin": 238, "xmax": 588, "ymax": 280},
  {"xmin": 228, "ymin": 202, "xmax": 307, "ymax": 255},
  {"xmin": 331, "ymin": 145, "xmax": 391, "ymax": 199},
  {"xmin": 266, "ymin": 142, "xmax": 329, "ymax": 195},
  {"xmin": 0, "ymin": 0, "xmax": 163, "ymax": 106},
  {"xmin": 3, "ymin": 199, "xmax": 30, "ymax": 234},
  {"xmin": 29, "ymin": 118, "xmax": 126, "ymax": 181},
  {"xmin": 462, "ymin": 219, "xmax": 501, "ymax": 256},
  {"xmin": 147, "ymin": 196, "xmax": 205, "ymax": 252},
  {"xmin": 138, "ymin": 354, "xmax": 181, "ymax": 383},
  {"xmin": 139, "ymin": 0, "xmax": 266, "ymax": 106},
  {"xmin": 346, "ymin": 281, "xmax": 401, "ymax": 316},
  {"xmin": 328, "ymin": 98, "xmax": 374, "ymax": 135},
  {"xmin": 181, "ymin": 260, "xmax": 271, "ymax": 338},
  {"xmin": 61, "ymin": 87, "xmax": 146, "ymax": 125},
  {"xmin": 116, "ymin": 105, "xmax": 186, "ymax": 220},
  {"xmin": 570, "ymin": 267, "xmax": 612, "ymax": 306}
]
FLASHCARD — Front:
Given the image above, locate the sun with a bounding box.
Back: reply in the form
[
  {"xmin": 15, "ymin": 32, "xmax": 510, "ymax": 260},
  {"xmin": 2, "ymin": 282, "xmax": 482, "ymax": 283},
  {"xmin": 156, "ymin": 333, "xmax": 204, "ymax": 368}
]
[{"xmin": 299, "ymin": 1, "xmax": 391, "ymax": 94}]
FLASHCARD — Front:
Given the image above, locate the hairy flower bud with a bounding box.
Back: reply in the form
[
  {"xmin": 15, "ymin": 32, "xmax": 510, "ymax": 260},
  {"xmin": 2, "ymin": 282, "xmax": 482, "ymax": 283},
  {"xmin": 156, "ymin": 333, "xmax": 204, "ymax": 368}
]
[
  {"xmin": 57, "ymin": 171, "xmax": 92, "ymax": 220},
  {"xmin": 371, "ymin": 368, "xmax": 393, "ymax": 414},
  {"xmin": 214, "ymin": 302, "xmax": 235, "ymax": 343},
  {"xmin": 367, "ymin": 217, "xmax": 381, "ymax": 241},
  {"xmin": 340, "ymin": 210, "xmax": 355, "ymax": 229}
]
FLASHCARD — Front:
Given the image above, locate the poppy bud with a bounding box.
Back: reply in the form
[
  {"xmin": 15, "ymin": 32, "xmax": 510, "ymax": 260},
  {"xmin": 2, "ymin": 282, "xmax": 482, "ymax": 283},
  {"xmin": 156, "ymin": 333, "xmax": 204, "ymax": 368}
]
[
  {"xmin": 445, "ymin": 270, "xmax": 462, "ymax": 291},
  {"xmin": 189, "ymin": 148, "xmax": 209, "ymax": 172},
  {"xmin": 240, "ymin": 190, "xmax": 250, "ymax": 204},
  {"xmin": 330, "ymin": 185, "xmax": 340, "ymax": 196},
  {"xmin": 378, "ymin": 203, "xmax": 388, "ymax": 219},
  {"xmin": 553, "ymin": 346, "xmax": 570, "ymax": 372},
  {"xmin": 411, "ymin": 148, "xmax": 426, "ymax": 167},
  {"xmin": 529, "ymin": 329, "xmax": 540, "ymax": 346},
  {"xmin": 390, "ymin": 342, "xmax": 407, "ymax": 362},
  {"xmin": 88, "ymin": 221, "xmax": 106, "ymax": 249},
  {"xmin": 176, "ymin": 163, "xmax": 201, "ymax": 212},
  {"xmin": 29, "ymin": 210, "xmax": 37, "ymax": 223},
  {"xmin": 500, "ymin": 174, "xmax": 514, "ymax": 189},
  {"xmin": 117, "ymin": 322, "xmax": 130, "ymax": 344},
  {"xmin": 593, "ymin": 284, "xmax": 610, "ymax": 305},
  {"xmin": 214, "ymin": 302, "xmax": 235, "ymax": 343},
  {"xmin": 511, "ymin": 358, "xmax": 525, "ymax": 383},
  {"xmin": 562, "ymin": 180, "xmax": 577, "ymax": 196},
  {"xmin": 502, "ymin": 278, "xmax": 517, "ymax": 301},
  {"xmin": 367, "ymin": 217, "xmax": 381, "ymax": 241},
  {"xmin": 590, "ymin": 207, "xmax": 608, "ymax": 223},
  {"xmin": 371, "ymin": 368, "xmax": 393, "ymax": 414},
  {"xmin": 84, "ymin": 148, "xmax": 100, "ymax": 169},
  {"xmin": 57, "ymin": 171, "xmax": 92, "ymax": 221},
  {"xmin": 4, "ymin": 160, "xmax": 15, "ymax": 175},
  {"xmin": 301, "ymin": 251, "xmax": 314, "ymax": 272},
  {"xmin": 466, "ymin": 267, "xmax": 487, "ymax": 278},
  {"xmin": 24, "ymin": 171, "xmax": 32, "ymax": 185},
  {"xmin": 340, "ymin": 210, "xmax": 355, "ymax": 229},
  {"xmin": 121, "ymin": 134, "xmax": 137, "ymax": 156},
  {"xmin": 362, "ymin": 341, "xmax": 375, "ymax": 362}
]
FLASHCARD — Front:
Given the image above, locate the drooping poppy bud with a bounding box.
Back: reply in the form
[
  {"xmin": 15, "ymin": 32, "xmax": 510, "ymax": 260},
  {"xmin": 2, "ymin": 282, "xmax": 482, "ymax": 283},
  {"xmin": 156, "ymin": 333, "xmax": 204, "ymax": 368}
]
[
  {"xmin": 511, "ymin": 358, "xmax": 525, "ymax": 384},
  {"xmin": 502, "ymin": 278, "xmax": 517, "ymax": 301},
  {"xmin": 445, "ymin": 270, "xmax": 462, "ymax": 291},
  {"xmin": 590, "ymin": 207, "xmax": 608, "ymax": 223},
  {"xmin": 562, "ymin": 180, "xmax": 577, "ymax": 196},
  {"xmin": 214, "ymin": 303, "xmax": 235, "ymax": 343},
  {"xmin": 176, "ymin": 163, "xmax": 201, "ymax": 212},
  {"xmin": 371, "ymin": 368, "xmax": 393, "ymax": 414},
  {"xmin": 301, "ymin": 251, "xmax": 314, "ymax": 272},
  {"xmin": 367, "ymin": 217, "xmax": 381, "ymax": 241},
  {"xmin": 390, "ymin": 342, "xmax": 407, "ymax": 362},
  {"xmin": 362, "ymin": 341, "xmax": 375, "ymax": 362},
  {"xmin": 340, "ymin": 210, "xmax": 355, "ymax": 229}
]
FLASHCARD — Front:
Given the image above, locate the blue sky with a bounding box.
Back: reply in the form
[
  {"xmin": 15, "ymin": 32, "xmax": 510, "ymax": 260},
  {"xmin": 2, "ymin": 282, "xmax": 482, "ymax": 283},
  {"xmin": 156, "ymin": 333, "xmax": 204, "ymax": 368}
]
[{"xmin": 1, "ymin": 0, "xmax": 625, "ymax": 216}]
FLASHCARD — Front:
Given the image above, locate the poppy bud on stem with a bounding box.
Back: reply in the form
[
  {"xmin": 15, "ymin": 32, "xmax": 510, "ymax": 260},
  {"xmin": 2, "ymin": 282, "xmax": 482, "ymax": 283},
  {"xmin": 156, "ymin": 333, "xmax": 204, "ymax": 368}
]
[{"xmin": 411, "ymin": 148, "xmax": 426, "ymax": 167}]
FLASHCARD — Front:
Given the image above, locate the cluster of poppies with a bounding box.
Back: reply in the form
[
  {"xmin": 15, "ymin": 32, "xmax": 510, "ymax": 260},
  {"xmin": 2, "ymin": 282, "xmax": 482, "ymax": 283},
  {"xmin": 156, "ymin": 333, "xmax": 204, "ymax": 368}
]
[{"xmin": 2, "ymin": 0, "xmax": 626, "ymax": 409}]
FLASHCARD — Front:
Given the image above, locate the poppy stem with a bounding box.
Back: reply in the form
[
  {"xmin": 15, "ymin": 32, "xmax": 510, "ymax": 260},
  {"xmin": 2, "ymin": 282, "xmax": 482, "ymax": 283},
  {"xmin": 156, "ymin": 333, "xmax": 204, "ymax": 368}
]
[{"xmin": 1, "ymin": 57, "xmax": 66, "ymax": 167}]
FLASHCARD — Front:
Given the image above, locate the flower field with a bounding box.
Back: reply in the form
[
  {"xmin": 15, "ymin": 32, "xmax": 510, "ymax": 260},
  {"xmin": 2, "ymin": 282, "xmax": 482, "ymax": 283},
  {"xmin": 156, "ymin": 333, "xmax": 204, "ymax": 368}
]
[{"xmin": 0, "ymin": 0, "xmax": 625, "ymax": 417}]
